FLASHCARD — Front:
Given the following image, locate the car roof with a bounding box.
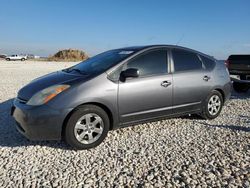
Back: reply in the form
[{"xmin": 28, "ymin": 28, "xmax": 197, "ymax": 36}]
[
  {"xmin": 117, "ymin": 45, "xmax": 176, "ymax": 51},
  {"xmin": 116, "ymin": 45, "xmax": 215, "ymax": 60}
]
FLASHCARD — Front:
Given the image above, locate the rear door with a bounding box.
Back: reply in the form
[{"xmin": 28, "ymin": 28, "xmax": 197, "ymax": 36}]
[
  {"xmin": 14, "ymin": 55, "xmax": 19, "ymax": 60},
  {"xmin": 10, "ymin": 55, "xmax": 16, "ymax": 60},
  {"xmin": 171, "ymin": 49, "xmax": 213, "ymax": 114},
  {"xmin": 118, "ymin": 48, "xmax": 173, "ymax": 124}
]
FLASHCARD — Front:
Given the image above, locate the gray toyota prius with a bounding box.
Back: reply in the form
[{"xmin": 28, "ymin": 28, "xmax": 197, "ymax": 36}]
[{"xmin": 11, "ymin": 45, "xmax": 231, "ymax": 149}]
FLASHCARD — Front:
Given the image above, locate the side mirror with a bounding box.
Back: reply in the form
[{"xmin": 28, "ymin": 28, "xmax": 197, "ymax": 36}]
[{"xmin": 120, "ymin": 68, "xmax": 139, "ymax": 81}]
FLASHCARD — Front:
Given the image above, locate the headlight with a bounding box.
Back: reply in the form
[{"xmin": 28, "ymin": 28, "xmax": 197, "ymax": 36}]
[{"xmin": 27, "ymin": 84, "xmax": 70, "ymax": 106}]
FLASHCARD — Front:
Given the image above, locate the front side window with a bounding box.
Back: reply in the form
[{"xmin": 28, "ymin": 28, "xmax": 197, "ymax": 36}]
[
  {"xmin": 126, "ymin": 49, "xmax": 168, "ymax": 77},
  {"xmin": 172, "ymin": 49, "xmax": 203, "ymax": 72}
]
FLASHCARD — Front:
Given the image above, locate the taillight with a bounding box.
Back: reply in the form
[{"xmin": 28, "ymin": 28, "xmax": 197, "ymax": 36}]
[{"xmin": 225, "ymin": 60, "xmax": 230, "ymax": 68}]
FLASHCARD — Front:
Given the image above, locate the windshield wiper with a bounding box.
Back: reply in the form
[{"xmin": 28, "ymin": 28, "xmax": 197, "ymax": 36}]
[
  {"xmin": 63, "ymin": 68, "xmax": 87, "ymax": 75},
  {"xmin": 71, "ymin": 68, "xmax": 87, "ymax": 75},
  {"xmin": 62, "ymin": 68, "xmax": 71, "ymax": 73}
]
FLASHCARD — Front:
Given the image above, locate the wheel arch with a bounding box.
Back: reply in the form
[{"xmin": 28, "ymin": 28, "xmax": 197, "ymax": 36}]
[
  {"xmin": 61, "ymin": 102, "xmax": 114, "ymax": 139},
  {"xmin": 213, "ymin": 88, "xmax": 225, "ymax": 103}
]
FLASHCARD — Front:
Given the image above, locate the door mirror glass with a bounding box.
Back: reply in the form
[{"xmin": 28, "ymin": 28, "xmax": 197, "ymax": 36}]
[{"xmin": 120, "ymin": 68, "xmax": 139, "ymax": 81}]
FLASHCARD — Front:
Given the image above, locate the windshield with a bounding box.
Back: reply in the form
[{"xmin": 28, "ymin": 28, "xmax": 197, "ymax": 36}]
[{"xmin": 66, "ymin": 49, "xmax": 135, "ymax": 75}]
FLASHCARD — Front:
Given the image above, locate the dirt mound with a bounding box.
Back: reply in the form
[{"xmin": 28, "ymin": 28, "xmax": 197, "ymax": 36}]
[{"xmin": 48, "ymin": 49, "xmax": 89, "ymax": 61}]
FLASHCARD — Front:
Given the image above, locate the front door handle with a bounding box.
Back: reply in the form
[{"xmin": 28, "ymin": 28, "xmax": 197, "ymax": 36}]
[
  {"xmin": 161, "ymin": 81, "xmax": 171, "ymax": 87},
  {"xmin": 203, "ymin": 75, "xmax": 211, "ymax": 81}
]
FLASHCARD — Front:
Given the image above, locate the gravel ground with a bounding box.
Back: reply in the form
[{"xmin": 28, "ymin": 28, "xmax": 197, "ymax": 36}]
[{"xmin": 0, "ymin": 60, "xmax": 249, "ymax": 187}]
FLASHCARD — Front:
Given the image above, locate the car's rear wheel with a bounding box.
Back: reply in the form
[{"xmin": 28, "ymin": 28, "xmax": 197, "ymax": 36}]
[
  {"xmin": 21, "ymin": 58, "xmax": 25, "ymax": 61},
  {"xmin": 65, "ymin": 105, "xmax": 110, "ymax": 150},
  {"xmin": 201, "ymin": 90, "xmax": 223, "ymax": 119},
  {"xmin": 6, "ymin": 58, "xmax": 10, "ymax": 61},
  {"xmin": 233, "ymin": 82, "xmax": 249, "ymax": 93}
]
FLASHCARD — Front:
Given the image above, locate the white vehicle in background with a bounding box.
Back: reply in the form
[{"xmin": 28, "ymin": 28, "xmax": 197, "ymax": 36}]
[{"xmin": 5, "ymin": 55, "xmax": 27, "ymax": 61}]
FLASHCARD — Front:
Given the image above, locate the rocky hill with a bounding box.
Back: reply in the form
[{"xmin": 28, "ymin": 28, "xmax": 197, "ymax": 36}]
[{"xmin": 48, "ymin": 49, "xmax": 88, "ymax": 61}]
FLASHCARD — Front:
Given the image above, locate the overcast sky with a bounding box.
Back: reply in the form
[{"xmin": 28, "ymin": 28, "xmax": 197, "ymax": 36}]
[{"xmin": 0, "ymin": 0, "xmax": 250, "ymax": 59}]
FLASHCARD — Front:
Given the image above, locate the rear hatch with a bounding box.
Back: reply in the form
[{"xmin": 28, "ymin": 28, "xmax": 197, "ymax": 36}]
[{"xmin": 228, "ymin": 55, "xmax": 250, "ymax": 75}]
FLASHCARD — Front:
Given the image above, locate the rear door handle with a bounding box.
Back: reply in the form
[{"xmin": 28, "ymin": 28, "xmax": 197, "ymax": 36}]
[
  {"xmin": 161, "ymin": 81, "xmax": 171, "ymax": 87},
  {"xmin": 203, "ymin": 75, "xmax": 211, "ymax": 81}
]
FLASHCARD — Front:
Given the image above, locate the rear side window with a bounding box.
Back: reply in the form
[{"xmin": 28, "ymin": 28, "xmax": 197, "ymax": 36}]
[
  {"xmin": 126, "ymin": 50, "xmax": 168, "ymax": 77},
  {"xmin": 200, "ymin": 55, "xmax": 215, "ymax": 70},
  {"xmin": 172, "ymin": 49, "xmax": 202, "ymax": 72}
]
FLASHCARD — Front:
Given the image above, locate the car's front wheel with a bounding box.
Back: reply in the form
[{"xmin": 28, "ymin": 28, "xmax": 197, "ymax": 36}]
[
  {"xmin": 201, "ymin": 90, "xmax": 223, "ymax": 119},
  {"xmin": 65, "ymin": 105, "xmax": 110, "ymax": 150}
]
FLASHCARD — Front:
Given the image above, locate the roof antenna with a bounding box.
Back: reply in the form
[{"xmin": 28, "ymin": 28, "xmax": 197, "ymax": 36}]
[{"xmin": 176, "ymin": 34, "xmax": 184, "ymax": 46}]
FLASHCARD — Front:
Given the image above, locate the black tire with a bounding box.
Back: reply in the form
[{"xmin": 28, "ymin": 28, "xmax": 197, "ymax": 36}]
[
  {"xmin": 64, "ymin": 105, "xmax": 110, "ymax": 150},
  {"xmin": 6, "ymin": 58, "xmax": 10, "ymax": 61},
  {"xmin": 233, "ymin": 82, "xmax": 249, "ymax": 93},
  {"xmin": 201, "ymin": 90, "xmax": 223, "ymax": 120},
  {"xmin": 21, "ymin": 58, "xmax": 25, "ymax": 61}
]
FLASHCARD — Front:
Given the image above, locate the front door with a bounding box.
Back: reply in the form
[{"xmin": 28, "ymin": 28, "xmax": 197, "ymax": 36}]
[{"xmin": 118, "ymin": 49, "xmax": 173, "ymax": 124}]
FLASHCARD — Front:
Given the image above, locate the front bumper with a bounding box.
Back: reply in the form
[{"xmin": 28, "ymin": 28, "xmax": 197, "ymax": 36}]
[{"xmin": 11, "ymin": 98, "xmax": 72, "ymax": 141}]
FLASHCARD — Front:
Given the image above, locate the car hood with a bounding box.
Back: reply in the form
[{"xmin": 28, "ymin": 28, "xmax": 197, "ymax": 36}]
[{"xmin": 18, "ymin": 71, "xmax": 86, "ymax": 101}]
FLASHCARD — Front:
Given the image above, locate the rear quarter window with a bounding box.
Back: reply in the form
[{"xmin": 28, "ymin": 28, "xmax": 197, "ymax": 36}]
[{"xmin": 200, "ymin": 55, "xmax": 215, "ymax": 70}]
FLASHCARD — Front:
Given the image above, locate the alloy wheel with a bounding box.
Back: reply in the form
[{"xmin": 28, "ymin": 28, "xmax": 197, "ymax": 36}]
[
  {"xmin": 208, "ymin": 95, "xmax": 221, "ymax": 116},
  {"xmin": 74, "ymin": 113, "xmax": 104, "ymax": 144}
]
